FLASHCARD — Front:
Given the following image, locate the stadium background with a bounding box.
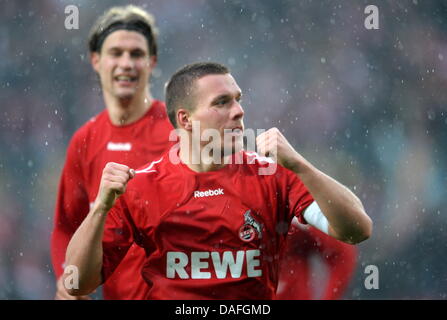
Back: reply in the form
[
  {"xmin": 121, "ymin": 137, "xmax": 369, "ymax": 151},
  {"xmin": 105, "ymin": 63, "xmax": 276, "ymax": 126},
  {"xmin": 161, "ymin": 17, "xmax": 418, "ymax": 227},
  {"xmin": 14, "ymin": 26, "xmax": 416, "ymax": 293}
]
[{"xmin": 0, "ymin": 0, "xmax": 446, "ymax": 299}]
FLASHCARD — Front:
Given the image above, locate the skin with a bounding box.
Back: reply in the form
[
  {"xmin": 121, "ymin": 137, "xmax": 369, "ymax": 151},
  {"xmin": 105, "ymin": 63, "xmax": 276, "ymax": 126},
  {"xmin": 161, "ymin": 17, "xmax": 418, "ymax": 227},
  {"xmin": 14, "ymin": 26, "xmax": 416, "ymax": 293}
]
[
  {"xmin": 64, "ymin": 163, "xmax": 135, "ymax": 296},
  {"xmin": 91, "ymin": 30, "xmax": 157, "ymax": 125},
  {"xmin": 55, "ymin": 29, "xmax": 156, "ymax": 299},
  {"xmin": 63, "ymin": 73, "xmax": 372, "ymax": 296},
  {"xmin": 256, "ymin": 127, "xmax": 372, "ymax": 244},
  {"xmin": 177, "ymin": 74, "xmax": 245, "ymax": 172}
]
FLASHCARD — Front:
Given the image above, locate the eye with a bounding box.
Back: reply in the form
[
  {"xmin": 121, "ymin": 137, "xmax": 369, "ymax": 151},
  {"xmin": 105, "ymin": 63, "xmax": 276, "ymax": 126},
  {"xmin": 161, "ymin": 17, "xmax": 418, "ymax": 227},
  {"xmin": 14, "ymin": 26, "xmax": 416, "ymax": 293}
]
[
  {"xmin": 214, "ymin": 99, "xmax": 229, "ymax": 106},
  {"xmin": 131, "ymin": 50, "xmax": 145, "ymax": 58},
  {"xmin": 109, "ymin": 49, "xmax": 122, "ymax": 57}
]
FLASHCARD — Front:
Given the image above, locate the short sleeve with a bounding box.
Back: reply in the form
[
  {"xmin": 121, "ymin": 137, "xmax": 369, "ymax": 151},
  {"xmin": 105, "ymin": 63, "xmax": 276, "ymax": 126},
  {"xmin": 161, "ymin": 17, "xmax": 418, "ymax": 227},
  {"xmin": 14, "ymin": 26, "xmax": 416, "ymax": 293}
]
[
  {"xmin": 101, "ymin": 196, "xmax": 136, "ymax": 282},
  {"xmin": 286, "ymin": 170, "xmax": 314, "ymax": 224}
]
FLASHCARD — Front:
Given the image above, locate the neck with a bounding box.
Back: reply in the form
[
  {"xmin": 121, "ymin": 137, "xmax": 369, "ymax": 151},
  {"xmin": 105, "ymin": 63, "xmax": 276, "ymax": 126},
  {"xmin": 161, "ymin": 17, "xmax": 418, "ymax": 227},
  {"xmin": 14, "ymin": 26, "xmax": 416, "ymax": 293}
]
[
  {"xmin": 179, "ymin": 138, "xmax": 230, "ymax": 173},
  {"xmin": 105, "ymin": 90, "xmax": 154, "ymax": 126}
]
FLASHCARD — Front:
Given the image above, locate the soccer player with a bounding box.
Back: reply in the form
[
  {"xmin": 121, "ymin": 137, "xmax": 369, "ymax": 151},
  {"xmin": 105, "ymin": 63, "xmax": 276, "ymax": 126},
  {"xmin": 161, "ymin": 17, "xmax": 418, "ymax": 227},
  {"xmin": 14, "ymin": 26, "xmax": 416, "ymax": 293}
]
[
  {"xmin": 51, "ymin": 5, "xmax": 174, "ymax": 300},
  {"xmin": 276, "ymin": 223, "xmax": 357, "ymax": 300},
  {"xmin": 63, "ymin": 62, "xmax": 372, "ymax": 299}
]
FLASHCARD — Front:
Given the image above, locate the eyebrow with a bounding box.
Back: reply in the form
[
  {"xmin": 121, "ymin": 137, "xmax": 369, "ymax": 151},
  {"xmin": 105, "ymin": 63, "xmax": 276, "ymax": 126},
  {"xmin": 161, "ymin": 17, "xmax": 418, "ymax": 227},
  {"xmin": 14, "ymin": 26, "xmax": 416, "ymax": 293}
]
[
  {"xmin": 210, "ymin": 91, "xmax": 242, "ymax": 104},
  {"xmin": 107, "ymin": 47, "xmax": 146, "ymax": 53}
]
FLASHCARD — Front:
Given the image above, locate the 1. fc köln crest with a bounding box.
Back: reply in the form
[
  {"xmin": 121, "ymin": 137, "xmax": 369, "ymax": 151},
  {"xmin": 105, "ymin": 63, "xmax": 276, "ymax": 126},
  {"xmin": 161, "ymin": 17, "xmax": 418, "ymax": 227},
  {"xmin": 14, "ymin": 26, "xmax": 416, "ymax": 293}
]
[{"xmin": 238, "ymin": 210, "xmax": 263, "ymax": 242}]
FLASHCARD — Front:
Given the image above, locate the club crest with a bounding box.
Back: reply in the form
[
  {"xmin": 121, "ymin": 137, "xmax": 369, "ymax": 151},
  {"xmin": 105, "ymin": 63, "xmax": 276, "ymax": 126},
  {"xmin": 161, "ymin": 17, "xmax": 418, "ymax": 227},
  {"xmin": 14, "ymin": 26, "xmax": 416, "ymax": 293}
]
[{"xmin": 238, "ymin": 210, "xmax": 262, "ymax": 242}]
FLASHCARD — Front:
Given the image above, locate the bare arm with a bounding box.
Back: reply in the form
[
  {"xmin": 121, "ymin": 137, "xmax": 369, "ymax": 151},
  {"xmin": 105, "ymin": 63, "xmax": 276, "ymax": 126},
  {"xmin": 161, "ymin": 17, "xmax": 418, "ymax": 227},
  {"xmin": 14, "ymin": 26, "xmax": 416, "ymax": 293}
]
[
  {"xmin": 257, "ymin": 128, "xmax": 372, "ymax": 244},
  {"xmin": 52, "ymin": 136, "xmax": 92, "ymax": 299},
  {"xmin": 63, "ymin": 163, "xmax": 135, "ymax": 296}
]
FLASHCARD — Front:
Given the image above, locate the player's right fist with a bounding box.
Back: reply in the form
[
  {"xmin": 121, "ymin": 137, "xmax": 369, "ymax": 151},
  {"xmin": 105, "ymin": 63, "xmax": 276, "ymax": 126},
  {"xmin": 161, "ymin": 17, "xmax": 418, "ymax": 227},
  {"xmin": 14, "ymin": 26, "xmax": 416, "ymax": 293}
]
[{"xmin": 95, "ymin": 162, "xmax": 135, "ymax": 212}]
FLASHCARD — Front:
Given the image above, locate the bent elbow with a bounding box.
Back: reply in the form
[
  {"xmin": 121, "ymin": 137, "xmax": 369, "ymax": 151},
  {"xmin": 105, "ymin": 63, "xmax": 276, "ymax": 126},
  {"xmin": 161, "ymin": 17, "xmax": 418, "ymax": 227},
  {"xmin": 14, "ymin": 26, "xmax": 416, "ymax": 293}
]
[
  {"xmin": 351, "ymin": 214, "xmax": 373, "ymax": 244},
  {"xmin": 62, "ymin": 274, "xmax": 98, "ymax": 296},
  {"xmin": 365, "ymin": 215, "xmax": 373, "ymax": 239},
  {"xmin": 338, "ymin": 213, "xmax": 373, "ymax": 245},
  {"xmin": 65, "ymin": 285, "xmax": 95, "ymax": 297},
  {"xmin": 66, "ymin": 288, "xmax": 85, "ymax": 296}
]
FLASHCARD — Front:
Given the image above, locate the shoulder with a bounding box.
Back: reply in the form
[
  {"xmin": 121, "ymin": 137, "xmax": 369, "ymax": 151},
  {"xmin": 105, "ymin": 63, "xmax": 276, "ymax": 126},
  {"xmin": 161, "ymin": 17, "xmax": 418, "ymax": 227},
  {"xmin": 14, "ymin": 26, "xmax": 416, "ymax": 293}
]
[
  {"xmin": 237, "ymin": 151, "xmax": 280, "ymax": 175},
  {"xmin": 134, "ymin": 156, "xmax": 165, "ymax": 175},
  {"xmin": 234, "ymin": 151, "xmax": 298, "ymax": 186},
  {"xmin": 243, "ymin": 151, "xmax": 275, "ymax": 166},
  {"xmin": 63, "ymin": 111, "xmax": 108, "ymax": 163},
  {"xmin": 127, "ymin": 156, "xmax": 167, "ymax": 190},
  {"xmin": 149, "ymin": 100, "xmax": 169, "ymax": 119},
  {"xmin": 69, "ymin": 110, "xmax": 108, "ymax": 147}
]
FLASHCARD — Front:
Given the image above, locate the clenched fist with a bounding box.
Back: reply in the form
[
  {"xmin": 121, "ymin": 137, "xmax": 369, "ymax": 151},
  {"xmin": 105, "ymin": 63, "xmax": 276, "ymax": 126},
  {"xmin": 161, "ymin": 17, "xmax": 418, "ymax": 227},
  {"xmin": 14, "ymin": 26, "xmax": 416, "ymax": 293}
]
[
  {"xmin": 95, "ymin": 162, "xmax": 135, "ymax": 212},
  {"xmin": 256, "ymin": 128, "xmax": 305, "ymax": 173}
]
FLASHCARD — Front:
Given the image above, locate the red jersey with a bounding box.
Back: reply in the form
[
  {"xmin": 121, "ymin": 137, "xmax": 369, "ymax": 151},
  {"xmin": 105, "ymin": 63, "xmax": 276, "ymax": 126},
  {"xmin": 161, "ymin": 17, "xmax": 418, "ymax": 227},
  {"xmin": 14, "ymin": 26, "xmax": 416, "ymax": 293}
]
[
  {"xmin": 276, "ymin": 225, "xmax": 357, "ymax": 300},
  {"xmin": 101, "ymin": 150, "xmax": 314, "ymax": 299},
  {"xmin": 51, "ymin": 100, "xmax": 174, "ymax": 300}
]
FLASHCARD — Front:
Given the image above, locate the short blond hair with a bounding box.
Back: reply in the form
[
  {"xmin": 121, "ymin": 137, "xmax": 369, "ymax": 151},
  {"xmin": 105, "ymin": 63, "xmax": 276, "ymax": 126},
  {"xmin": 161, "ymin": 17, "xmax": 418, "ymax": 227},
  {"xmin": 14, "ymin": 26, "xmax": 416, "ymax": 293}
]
[{"xmin": 88, "ymin": 5, "xmax": 158, "ymax": 56}]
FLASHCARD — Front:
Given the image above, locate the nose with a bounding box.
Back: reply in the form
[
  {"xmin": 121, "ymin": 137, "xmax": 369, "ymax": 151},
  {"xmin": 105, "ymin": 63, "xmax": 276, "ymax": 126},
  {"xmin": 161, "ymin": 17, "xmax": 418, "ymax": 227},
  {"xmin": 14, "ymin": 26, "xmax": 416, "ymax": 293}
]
[
  {"xmin": 231, "ymin": 101, "xmax": 244, "ymax": 120},
  {"xmin": 118, "ymin": 52, "xmax": 134, "ymax": 70}
]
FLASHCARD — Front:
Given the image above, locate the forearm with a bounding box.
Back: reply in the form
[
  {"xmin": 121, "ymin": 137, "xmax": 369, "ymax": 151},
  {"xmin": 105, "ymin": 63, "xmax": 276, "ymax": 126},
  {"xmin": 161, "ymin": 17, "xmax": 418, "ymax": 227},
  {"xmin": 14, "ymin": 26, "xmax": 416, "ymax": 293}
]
[
  {"xmin": 51, "ymin": 227, "xmax": 72, "ymax": 278},
  {"xmin": 64, "ymin": 203, "xmax": 108, "ymax": 295},
  {"xmin": 256, "ymin": 128, "xmax": 372, "ymax": 243},
  {"xmin": 294, "ymin": 158, "xmax": 372, "ymax": 244}
]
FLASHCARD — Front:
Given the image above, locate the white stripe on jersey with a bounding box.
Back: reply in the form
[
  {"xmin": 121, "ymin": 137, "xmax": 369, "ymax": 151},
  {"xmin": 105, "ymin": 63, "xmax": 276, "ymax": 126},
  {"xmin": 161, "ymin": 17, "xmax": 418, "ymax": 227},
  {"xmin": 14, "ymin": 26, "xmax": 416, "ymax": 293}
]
[
  {"xmin": 135, "ymin": 157, "xmax": 163, "ymax": 174},
  {"xmin": 245, "ymin": 151, "xmax": 275, "ymax": 164}
]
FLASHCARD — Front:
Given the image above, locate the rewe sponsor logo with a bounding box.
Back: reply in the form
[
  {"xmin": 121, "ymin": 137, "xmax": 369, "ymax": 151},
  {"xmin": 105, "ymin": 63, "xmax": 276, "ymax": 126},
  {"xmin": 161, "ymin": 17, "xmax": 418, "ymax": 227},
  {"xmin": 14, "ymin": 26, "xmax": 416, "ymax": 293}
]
[
  {"xmin": 194, "ymin": 188, "xmax": 224, "ymax": 198},
  {"xmin": 166, "ymin": 249, "xmax": 262, "ymax": 279}
]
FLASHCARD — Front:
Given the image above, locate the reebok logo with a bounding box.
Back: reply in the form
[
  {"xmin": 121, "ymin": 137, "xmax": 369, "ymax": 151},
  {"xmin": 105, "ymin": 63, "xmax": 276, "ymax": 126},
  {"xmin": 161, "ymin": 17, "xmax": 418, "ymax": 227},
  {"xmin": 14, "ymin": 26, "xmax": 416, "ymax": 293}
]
[
  {"xmin": 107, "ymin": 142, "xmax": 132, "ymax": 151},
  {"xmin": 194, "ymin": 188, "xmax": 224, "ymax": 198}
]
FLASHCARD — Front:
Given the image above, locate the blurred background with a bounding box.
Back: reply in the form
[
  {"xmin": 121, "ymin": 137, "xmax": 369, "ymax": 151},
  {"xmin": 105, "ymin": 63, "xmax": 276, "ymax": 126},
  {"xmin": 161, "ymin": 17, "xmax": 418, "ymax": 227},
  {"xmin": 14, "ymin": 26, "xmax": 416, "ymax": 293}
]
[{"xmin": 0, "ymin": 0, "xmax": 446, "ymax": 299}]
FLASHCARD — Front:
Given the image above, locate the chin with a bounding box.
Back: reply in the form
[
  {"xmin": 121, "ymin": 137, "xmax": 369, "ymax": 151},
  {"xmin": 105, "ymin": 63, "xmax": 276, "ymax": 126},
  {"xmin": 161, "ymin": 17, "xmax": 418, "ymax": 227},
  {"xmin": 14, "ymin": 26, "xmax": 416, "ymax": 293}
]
[{"xmin": 115, "ymin": 91, "xmax": 136, "ymax": 101}]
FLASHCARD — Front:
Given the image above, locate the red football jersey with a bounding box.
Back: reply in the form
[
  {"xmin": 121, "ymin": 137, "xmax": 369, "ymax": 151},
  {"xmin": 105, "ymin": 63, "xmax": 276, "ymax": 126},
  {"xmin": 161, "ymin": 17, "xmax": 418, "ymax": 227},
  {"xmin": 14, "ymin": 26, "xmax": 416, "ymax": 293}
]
[
  {"xmin": 276, "ymin": 225, "xmax": 357, "ymax": 300},
  {"xmin": 101, "ymin": 150, "xmax": 314, "ymax": 299},
  {"xmin": 51, "ymin": 100, "xmax": 175, "ymax": 299}
]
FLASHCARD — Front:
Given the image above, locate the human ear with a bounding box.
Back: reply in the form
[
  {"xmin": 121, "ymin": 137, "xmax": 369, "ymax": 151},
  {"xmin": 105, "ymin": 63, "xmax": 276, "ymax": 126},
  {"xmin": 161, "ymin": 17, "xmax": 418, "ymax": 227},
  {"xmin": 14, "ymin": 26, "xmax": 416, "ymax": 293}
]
[
  {"xmin": 177, "ymin": 109, "xmax": 192, "ymax": 130},
  {"xmin": 90, "ymin": 52, "xmax": 100, "ymax": 73}
]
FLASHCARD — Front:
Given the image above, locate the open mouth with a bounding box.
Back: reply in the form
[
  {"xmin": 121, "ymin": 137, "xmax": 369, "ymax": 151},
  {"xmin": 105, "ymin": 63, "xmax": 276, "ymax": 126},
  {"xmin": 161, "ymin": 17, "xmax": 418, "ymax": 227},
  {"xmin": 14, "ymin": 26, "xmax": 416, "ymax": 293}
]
[{"xmin": 114, "ymin": 75, "xmax": 138, "ymax": 85}]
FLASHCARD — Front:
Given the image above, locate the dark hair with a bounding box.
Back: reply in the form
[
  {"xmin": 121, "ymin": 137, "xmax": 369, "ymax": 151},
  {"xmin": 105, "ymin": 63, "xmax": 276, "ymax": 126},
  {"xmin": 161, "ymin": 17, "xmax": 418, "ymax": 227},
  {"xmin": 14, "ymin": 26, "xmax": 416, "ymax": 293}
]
[
  {"xmin": 88, "ymin": 5, "xmax": 158, "ymax": 56},
  {"xmin": 165, "ymin": 62, "xmax": 230, "ymax": 128}
]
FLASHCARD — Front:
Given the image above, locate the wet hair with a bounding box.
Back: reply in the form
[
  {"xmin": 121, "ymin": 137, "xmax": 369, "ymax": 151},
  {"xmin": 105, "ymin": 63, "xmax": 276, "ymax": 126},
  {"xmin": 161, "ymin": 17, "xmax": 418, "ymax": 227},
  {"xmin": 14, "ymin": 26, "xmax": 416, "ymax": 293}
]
[
  {"xmin": 165, "ymin": 62, "xmax": 230, "ymax": 128},
  {"xmin": 88, "ymin": 5, "xmax": 158, "ymax": 56}
]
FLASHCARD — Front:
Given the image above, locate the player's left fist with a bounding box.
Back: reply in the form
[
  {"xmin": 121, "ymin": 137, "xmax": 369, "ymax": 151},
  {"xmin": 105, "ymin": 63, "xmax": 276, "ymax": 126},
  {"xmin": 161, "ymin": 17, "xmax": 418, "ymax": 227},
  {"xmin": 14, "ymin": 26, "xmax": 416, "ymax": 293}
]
[{"xmin": 256, "ymin": 127, "xmax": 303, "ymax": 172}]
